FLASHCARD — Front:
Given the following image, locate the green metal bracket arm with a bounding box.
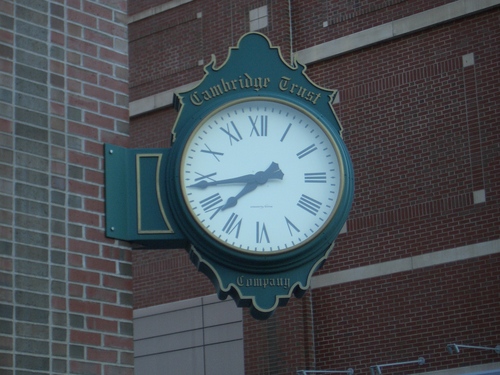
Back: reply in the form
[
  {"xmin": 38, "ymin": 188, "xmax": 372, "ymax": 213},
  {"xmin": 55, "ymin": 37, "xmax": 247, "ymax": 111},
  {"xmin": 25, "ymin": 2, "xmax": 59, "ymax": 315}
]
[{"xmin": 104, "ymin": 144, "xmax": 188, "ymax": 249}]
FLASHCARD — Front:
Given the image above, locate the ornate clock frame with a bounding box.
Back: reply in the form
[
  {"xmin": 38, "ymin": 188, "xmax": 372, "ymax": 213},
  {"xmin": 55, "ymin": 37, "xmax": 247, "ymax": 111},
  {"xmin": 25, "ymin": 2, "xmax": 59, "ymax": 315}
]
[{"xmin": 105, "ymin": 33, "xmax": 354, "ymax": 319}]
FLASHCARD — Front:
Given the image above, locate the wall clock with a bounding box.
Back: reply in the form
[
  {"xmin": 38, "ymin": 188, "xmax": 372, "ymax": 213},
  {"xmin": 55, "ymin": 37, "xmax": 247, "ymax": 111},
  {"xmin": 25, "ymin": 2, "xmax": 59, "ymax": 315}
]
[
  {"xmin": 105, "ymin": 33, "xmax": 354, "ymax": 319},
  {"xmin": 166, "ymin": 33, "xmax": 354, "ymax": 318},
  {"xmin": 180, "ymin": 98, "xmax": 343, "ymax": 254}
]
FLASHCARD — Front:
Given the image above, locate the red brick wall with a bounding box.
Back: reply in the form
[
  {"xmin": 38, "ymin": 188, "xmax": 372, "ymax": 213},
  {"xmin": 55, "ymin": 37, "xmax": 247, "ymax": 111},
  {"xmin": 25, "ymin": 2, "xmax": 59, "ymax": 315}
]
[
  {"xmin": 128, "ymin": 0, "xmax": 293, "ymax": 102},
  {"xmin": 130, "ymin": 108, "xmax": 173, "ymax": 149},
  {"xmin": 313, "ymin": 254, "xmax": 500, "ymax": 374},
  {"xmin": 130, "ymin": 0, "xmax": 296, "ymax": 310},
  {"xmin": 244, "ymin": 294, "xmax": 316, "ymax": 374},
  {"xmin": 129, "ymin": 1, "xmax": 500, "ymax": 374},
  {"xmin": 132, "ymin": 248, "xmax": 214, "ymax": 308},
  {"xmin": 312, "ymin": 11, "xmax": 500, "ymax": 275},
  {"xmin": 1, "ymin": 0, "xmax": 133, "ymax": 374},
  {"xmin": 292, "ymin": 0, "xmax": 453, "ymax": 50}
]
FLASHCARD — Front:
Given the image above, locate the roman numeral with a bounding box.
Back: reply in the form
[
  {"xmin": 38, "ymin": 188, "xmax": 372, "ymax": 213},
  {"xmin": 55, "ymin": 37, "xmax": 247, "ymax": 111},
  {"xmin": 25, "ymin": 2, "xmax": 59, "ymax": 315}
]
[
  {"xmin": 222, "ymin": 213, "xmax": 242, "ymax": 238},
  {"xmin": 285, "ymin": 217, "xmax": 300, "ymax": 236},
  {"xmin": 200, "ymin": 143, "xmax": 224, "ymax": 161},
  {"xmin": 304, "ymin": 172, "xmax": 327, "ymax": 183},
  {"xmin": 256, "ymin": 222, "xmax": 270, "ymax": 244},
  {"xmin": 297, "ymin": 194, "xmax": 322, "ymax": 216},
  {"xmin": 249, "ymin": 115, "xmax": 268, "ymax": 137},
  {"xmin": 199, "ymin": 193, "xmax": 223, "ymax": 219},
  {"xmin": 296, "ymin": 144, "xmax": 317, "ymax": 159},
  {"xmin": 200, "ymin": 193, "xmax": 222, "ymax": 212},
  {"xmin": 280, "ymin": 123, "xmax": 292, "ymax": 142},
  {"xmin": 194, "ymin": 171, "xmax": 217, "ymax": 182},
  {"xmin": 220, "ymin": 121, "xmax": 242, "ymax": 145}
]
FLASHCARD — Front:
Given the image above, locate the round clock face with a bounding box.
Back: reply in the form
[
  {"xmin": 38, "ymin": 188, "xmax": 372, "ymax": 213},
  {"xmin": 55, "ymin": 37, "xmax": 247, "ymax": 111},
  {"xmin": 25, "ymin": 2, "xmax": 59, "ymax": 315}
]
[{"xmin": 180, "ymin": 99, "xmax": 343, "ymax": 253}]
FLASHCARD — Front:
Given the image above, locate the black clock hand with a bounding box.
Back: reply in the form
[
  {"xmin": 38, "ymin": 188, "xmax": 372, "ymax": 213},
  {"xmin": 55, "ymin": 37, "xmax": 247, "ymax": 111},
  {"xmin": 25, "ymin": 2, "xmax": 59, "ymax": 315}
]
[
  {"xmin": 189, "ymin": 174, "xmax": 256, "ymax": 188},
  {"xmin": 220, "ymin": 162, "xmax": 285, "ymax": 210},
  {"xmin": 189, "ymin": 162, "xmax": 284, "ymax": 188},
  {"xmin": 221, "ymin": 182, "xmax": 258, "ymax": 210},
  {"xmin": 255, "ymin": 162, "xmax": 284, "ymax": 184}
]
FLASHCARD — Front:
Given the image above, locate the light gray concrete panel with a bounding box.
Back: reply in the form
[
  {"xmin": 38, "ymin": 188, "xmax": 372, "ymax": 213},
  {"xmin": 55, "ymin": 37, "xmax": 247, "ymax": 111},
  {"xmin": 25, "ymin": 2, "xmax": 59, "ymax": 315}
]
[
  {"xmin": 128, "ymin": 0, "xmax": 194, "ymax": 23},
  {"xmin": 202, "ymin": 298, "xmax": 242, "ymax": 327},
  {"xmin": 204, "ymin": 322, "xmax": 243, "ymax": 345},
  {"xmin": 134, "ymin": 295, "xmax": 203, "ymax": 319},
  {"xmin": 135, "ymin": 347, "xmax": 204, "ymax": 375},
  {"xmin": 134, "ymin": 328, "xmax": 204, "ymax": 357},
  {"xmin": 134, "ymin": 296, "xmax": 244, "ymax": 374},
  {"xmin": 414, "ymin": 362, "xmax": 500, "ymax": 375},
  {"xmin": 134, "ymin": 305, "xmax": 203, "ymax": 340},
  {"xmin": 205, "ymin": 341, "xmax": 245, "ymax": 375}
]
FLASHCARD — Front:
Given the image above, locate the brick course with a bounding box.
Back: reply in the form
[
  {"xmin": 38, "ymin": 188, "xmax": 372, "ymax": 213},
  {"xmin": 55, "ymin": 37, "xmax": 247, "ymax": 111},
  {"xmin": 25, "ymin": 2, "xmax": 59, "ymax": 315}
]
[
  {"xmin": 0, "ymin": 0, "xmax": 132, "ymax": 374},
  {"xmin": 129, "ymin": 1, "xmax": 500, "ymax": 374}
]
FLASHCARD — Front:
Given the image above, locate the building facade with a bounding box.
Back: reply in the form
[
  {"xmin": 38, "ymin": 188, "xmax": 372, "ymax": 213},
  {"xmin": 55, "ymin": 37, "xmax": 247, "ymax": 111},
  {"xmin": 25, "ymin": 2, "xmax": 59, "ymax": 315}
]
[
  {"xmin": 129, "ymin": 1, "xmax": 500, "ymax": 374},
  {"xmin": 0, "ymin": 1, "xmax": 133, "ymax": 374},
  {"xmin": 2, "ymin": 0, "xmax": 498, "ymax": 374}
]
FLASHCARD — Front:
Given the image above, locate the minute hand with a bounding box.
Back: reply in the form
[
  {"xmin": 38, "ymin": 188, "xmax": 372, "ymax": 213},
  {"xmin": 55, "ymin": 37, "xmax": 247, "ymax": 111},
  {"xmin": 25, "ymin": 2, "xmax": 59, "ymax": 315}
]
[
  {"xmin": 189, "ymin": 174, "xmax": 257, "ymax": 188},
  {"xmin": 188, "ymin": 162, "xmax": 284, "ymax": 189}
]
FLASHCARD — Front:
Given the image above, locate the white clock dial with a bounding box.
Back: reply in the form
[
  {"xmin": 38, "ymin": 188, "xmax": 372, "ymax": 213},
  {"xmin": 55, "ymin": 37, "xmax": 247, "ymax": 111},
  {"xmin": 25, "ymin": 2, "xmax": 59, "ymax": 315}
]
[{"xmin": 180, "ymin": 99, "xmax": 343, "ymax": 253}]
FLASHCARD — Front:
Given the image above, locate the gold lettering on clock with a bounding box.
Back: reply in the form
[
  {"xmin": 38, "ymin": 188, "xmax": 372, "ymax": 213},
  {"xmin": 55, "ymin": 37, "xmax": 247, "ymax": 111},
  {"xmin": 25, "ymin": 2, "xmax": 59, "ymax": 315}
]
[
  {"xmin": 278, "ymin": 76, "xmax": 322, "ymax": 104},
  {"xmin": 190, "ymin": 74, "xmax": 271, "ymax": 106},
  {"xmin": 237, "ymin": 275, "xmax": 291, "ymax": 290}
]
